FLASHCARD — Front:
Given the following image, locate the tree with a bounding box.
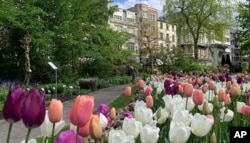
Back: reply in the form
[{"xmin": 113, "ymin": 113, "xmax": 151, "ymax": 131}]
[
  {"xmin": 235, "ymin": 0, "xmax": 250, "ymax": 55},
  {"xmin": 164, "ymin": 0, "xmax": 234, "ymax": 59}
]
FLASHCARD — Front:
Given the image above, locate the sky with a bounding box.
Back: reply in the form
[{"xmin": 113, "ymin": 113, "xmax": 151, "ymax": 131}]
[{"xmin": 111, "ymin": 0, "xmax": 247, "ymax": 17}]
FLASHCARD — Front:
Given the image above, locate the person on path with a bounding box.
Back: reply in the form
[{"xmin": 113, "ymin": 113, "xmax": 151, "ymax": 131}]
[{"xmin": 130, "ymin": 66, "xmax": 137, "ymax": 84}]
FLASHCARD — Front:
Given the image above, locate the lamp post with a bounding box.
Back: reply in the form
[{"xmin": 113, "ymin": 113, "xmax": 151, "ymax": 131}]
[{"xmin": 48, "ymin": 62, "xmax": 58, "ymax": 99}]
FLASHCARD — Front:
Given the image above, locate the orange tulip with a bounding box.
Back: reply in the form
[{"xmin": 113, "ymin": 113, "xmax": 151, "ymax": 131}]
[
  {"xmin": 48, "ymin": 99, "xmax": 63, "ymax": 123},
  {"xmin": 110, "ymin": 107, "xmax": 116, "ymax": 120},
  {"xmin": 231, "ymin": 84, "xmax": 241, "ymax": 97},
  {"xmin": 224, "ymin": 94, "xmax": 231, "ymax": 104},
  {"xmin": 192, "ymin": 89, "xmax": 204, "ymax": 105},
  {"xmin": 146, "ymin": 95, "xmax": 154, "ymax": 108},
  {"xmin": 218, "ymin": 89, "xmax": 226, "ymax": 102},
  {"xmin": 79, "ymin": 116, "xmax": 91, "ymax": 137},
  {"xmin": 124, "ymin": 86, "xmax": 132, "ymax": 97},
  {"xmin": 89, "ymin": 115, "xmax": 103, "ymax": 140},
  {"xmin": 70, "ymin": 95, "xmax": 94, "ymax": 127},
  {"xmin": 208, "ymin": 81, "xmax": 216, "ymax": 90},
  {"xmin": 144, "ymin": 86, "xmax": 153, "ymax": 96},
  {"xmin": 137, "ymin": 79, "xmax": 145, "ymax": 89},
  {"xmin": 178, "ymin": 84, "xmax": 183, "ymax": 94},
  {"xmin": 183, "ymin": 83, "xmax": 193, "ymax": 97}
]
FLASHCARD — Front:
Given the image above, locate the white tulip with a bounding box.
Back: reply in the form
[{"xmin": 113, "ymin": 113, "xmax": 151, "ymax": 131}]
[
  {"xmin": 154, "ymin": 107, "xmax": 168, "ymax": 124},
  {"xmin": 100, "ymin": 113, "xmax": 108, "ymax": 128},
  {"xmin": 134, "ymin": 100, "xmax": 146, "ymax": 110},
  {"xmin": 204, "ymin": 90, "xmax": 215, "ymax": 101},
  {"xmin": 237, "ymin": 101, "xmax": 246, "ymax": 113},
  {"xmin": 108, "ymin": 130, "xmax": 135, "ymax": 143},
  {"xmin": 182, "ymin": 97, "xmax": 195, "ymax": 111},
  {"xmin": 122, "ymin": 117, "xmax": 142, "ymax": 138},
  {"xmin": 156, "ymin": 87, "xmax": 163, "ymax": 94},
  {"xmin": 20, "ymin": 139, "xmax": 37, "ymax": 143},
  {"xmin": 40, "ymin": 110, "xmax": 65, "ymax": 137},
  {"xmin": 134, "ymin": 106, "xmax": 153, "ymax": 125},
  {"xmin": 198, "ymin": 100, "xmax": 213, "ymax": 113},
  {"xmin": 169, "ymin": 121, "xmax": 191, "ymax": 143},
  {"xmin": 172, "ymin": 109, "xmax": 193, "ymax": 126},
  {"xmin": 191, "ymin": 113, "xmax": 213, "ymax": 137},
  {"xmin": 162, "ymin": 95, "xmax": 183, "ymax": 117},
  {"xmin": 220, "ymin": 107, "xmax": 234, "ymax": 122},
  {"xmin": 140, "ymin": 124, "xmax": 160, "ymax": 143}
]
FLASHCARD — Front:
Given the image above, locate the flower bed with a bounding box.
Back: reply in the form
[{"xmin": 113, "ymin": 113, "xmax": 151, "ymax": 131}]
[{"xmin": 2, "ymin": 72, "xmax": 250, "ymax": 143}]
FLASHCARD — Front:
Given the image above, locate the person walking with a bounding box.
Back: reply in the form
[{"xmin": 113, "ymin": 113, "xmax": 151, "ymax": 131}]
[{"xmin": 130, "ymin": 66, "xmax": 137, "ymax": 84}]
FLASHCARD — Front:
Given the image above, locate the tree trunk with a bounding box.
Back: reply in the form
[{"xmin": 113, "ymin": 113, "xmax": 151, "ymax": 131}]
[
  {"xmin": 194, "ymin": 40, "xmax": 199, "ymax": 59},
  {"xmin": 20, "ymin": 34, "xmax": 32, "ymax": 87}
]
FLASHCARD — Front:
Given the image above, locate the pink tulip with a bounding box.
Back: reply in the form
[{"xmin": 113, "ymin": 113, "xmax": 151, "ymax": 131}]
[
  {"xmin": 55, "ymin": 130, "xmax": 83, "ymax": 143},
  {"xmin": 208, "ymin": 81, "xmax": 216, "ymax": 90},
  {"xmin": 48, "ymin": 99, "xmax": 63, "ymax": 123},
  {"xmin": 79, "ymin": 117, "xmax": 91, "ymax": 137},
  {"xmin": 144, "ymin": 86, "xmax": 153, "ymax": 96},
  {"xmin": 206, "ymin": 114, "xmax": 214, "ymax": 124},
  {"xmin": 224, "ymin": 94, "xmax": 231, "ymax": 104},
  {"xmin": 124, "ymin": 86, "xmax": 132, "ymax": 97},
  {"xmin": 70, "ymin": 95, "xmax": 94, "ymax": 127},
  {"xmin": 193, "ymin": 89, "xmax": 204, "ymax": 105},
  {"xmin": 218, "ymin": 89, "xmax": 226, "ymax": 102},
  {"xmin": 146, "ymin": 95, "xmax": 154, "ymax": 108},
  {"xmin": 137, "ymin": 80, "xmax": 145, "ymax": 89},
  {"xmin": 183, "ymin": 83, "xmax": 193, "ymax": 97},
  {"xmin": 241, "ymin": 105, "xmax": 250, "ymax": 115}
]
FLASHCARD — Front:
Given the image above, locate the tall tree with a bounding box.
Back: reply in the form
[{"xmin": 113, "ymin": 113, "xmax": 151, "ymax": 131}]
[
  {"xmin": 164, "ymin": 0, "xmax": 234, "ymax": 59},
  {"xmin": 235, "ymin": 0, "xmax": 250, "ymax": 55}
]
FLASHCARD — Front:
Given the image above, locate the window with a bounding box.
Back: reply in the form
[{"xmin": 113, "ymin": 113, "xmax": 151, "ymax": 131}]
[
  {"xmin": 150, "ymin": 14, "xmax": 156, "ymax": 21},
  {"xmin": 166, "ymin": 34, "xmax": 169, "ymax": 41},
  {"xmin": 166, "ymin": 25, "xmax": 169, "ymax": 30},
  {"xmin": 142, "ymin": 10, "xmax": 147, "ymax": 18},
  {"xmin": 172, "ymin": 25, "xmax": 175, "ymax": 31},
  {"xmin": 127, "ymin": 18, "xmax": 135, "ymax": 23},
  {"xmin": 160, "ymin": 33, "xmax": 163, "ymax": 40},
  {"xmin": 172, "ymin": 35, "xmax": 175, "ymax": 42},
  {"xmin": 114, "ymin": 15, "xmax": 122, "ymax": 20},
  {"xmin": 128, "ymin": 43, "xmax": 135, "ymax": 51},
  {"xmin": 160, "ymin": 22, "xmax": 163, "ymax": 29}
]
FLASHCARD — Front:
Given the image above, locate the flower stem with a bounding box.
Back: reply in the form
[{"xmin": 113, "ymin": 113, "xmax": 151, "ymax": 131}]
[
  {"xmin": 185, "ymin": 97, "xmax": 188, "ymax": 110},
  {"xmin": 25, "ymin": 128, "xmax": 32, "ymax": 143},
  {"xmin": 6, "ymin": 122, "xmax": 13, "ymax": 143},
  {"xmin": 43, "ymin": 136, "xmax": 48, "ymax": 143},
  {"xmin": 51, "ymin": 123, "xmax": 55, "ymax": 143},
  {"xmin": 76, "ymin": 127, "xmax": 79, "ymax": 143}
]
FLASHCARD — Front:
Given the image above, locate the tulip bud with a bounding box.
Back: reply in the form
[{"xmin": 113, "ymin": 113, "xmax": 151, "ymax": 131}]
[
  {"xmin": 193, "ymin": 89, "xmax": 204, "ymax": 105},
  {"xmin": 218, "ymin": 89, "xmax": 225, "ymax": 102},
  {"xmin": 208, "ymin": 81, "xmax": 216, "ymax": 90},
  {"xmin": 183, "ymin": 83, "xmax": 193, "ymax": 97},
  {"xmin": 110, "ymin": 108, "xmax": 116, "ymax": 120},
  {"xmin": 213, "ymin": 96, "xmax": 220, "ymax": 110},
  {"xmin": 226, "ymin": 81, "xmax": 232, "ymax": 90},
  {"xmin": 224, "ymin": 94, "xmax": 231, "ymax": 105},
  {"xmin": 146, "ymin": 95, "xmax": 154, "ymax": 108},
  {"xmin": 89, "ymin": 115, "xmax": 103, "ymax": 140},
  {"xmin": 137, "ymin": 80, "xmax": 145, "ymax": 89},
  {"xmin": 79, "ymin": 118, "xmax": 91, "ymax": 137},
  {"xmin": 210, "ymin": 132, "xmax": 217, "ymax": 143},
  {"xmin": 144, "ymin": 86, "xmax": 153, "ymax": 96},
  {"xmin": 231, "ymin": 85, "xmax": 241, "ymax": 98},
  {"xmin": 48, "ymin": 99, "xmax": 63, "ymax": 123},
  {"xmin": 124, "ymin": 86, "xmax": 131, "ymax": 97},
  {"xmin": 203, "ymin": 101, "xmax": 210, "ymax": 115}
]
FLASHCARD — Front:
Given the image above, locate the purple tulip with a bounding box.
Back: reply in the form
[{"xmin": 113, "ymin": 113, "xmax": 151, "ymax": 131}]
[
  {"xmin": 122, "ymin": 112, "xmax": 134, "ymax": 119},
  {"xmin": 54, "ymin": 130, "xmax": 83, "ymax": 143},
  {"xmin": 164, "ymin": 79, "xmax": 178, "ymax": 96},
  {"xmin": 21, "ymin": 88, "xmax": 46, "ymax": 129},
  {"xmin": 3, "ymin": 87, "xmax": 26, "ymax": 123},
  {"xmin": 236, "ymin": 76, "xmax": 243, "ymax": 84},
  {"xmin": 218, "ymin": 74, "xmax": 225, "ymax": 82},
  {"xmin": 97, "ymin": 103, "xmax": 110, "ymax": 117}
]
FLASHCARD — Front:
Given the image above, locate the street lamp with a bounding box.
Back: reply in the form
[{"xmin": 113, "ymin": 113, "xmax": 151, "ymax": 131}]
[{"xmin": 48, "ymin": 62, "xmax": 58, "ymax": 99}]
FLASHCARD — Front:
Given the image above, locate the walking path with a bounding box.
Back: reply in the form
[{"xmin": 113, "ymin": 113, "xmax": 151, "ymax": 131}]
[{"xmin": 0, "ymin": 84, "xmax": 129, "ymax": 143}]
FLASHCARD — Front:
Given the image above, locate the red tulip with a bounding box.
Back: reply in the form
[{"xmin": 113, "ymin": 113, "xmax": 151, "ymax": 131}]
[
  {"xmin": 144, "ymin": 86, "xmax": 153, "ymax": 96},
  {"xmin": 48, "ymin": 99, "xmax": 63, "ymax": 123},
  {"xmin": 21, "ymin": 88, "xmax": 46, "ymax": 129},
  {"xmin": 89, "ymin": 115, "xmax": 103, "ymax": 140},
  {"xmin": 218, "ymin": 89, "xmax": 226, "ymax": 102},
  {"xmin": 3, "ymin": 87, "xmax": 26, "ymax": 123},
  {"xmin": 70, "ymin": 95, "xmax": 94, "ymax": 127},
  {"xmin": 137, "ymin": 79, "xmax": 145, "ymax": 89},
  {"xmin": 146, "ymin": 95, "xmax": 154, "ymax": 108},
  {"xmin": 124, "ymin": 86, "xmax": 131, "ymax": 97},
  {"xmin": 193, "ymin": 89, "xmax": 204, "ymax": 105},
  {"xmin": 183, "ymin": 83, "xmax": 193, "ymax": 97}
]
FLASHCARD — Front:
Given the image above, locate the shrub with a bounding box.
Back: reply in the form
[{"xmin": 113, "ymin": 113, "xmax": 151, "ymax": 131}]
[
  {"xmin": 76, "ymin": 78, "xmax": 98, "ymax": 91},
  {"xmin": 241, "ymin": 62, "xmax": 249, "ymax": 73}
]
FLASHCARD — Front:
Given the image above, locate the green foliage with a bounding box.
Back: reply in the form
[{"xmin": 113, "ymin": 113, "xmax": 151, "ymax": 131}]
[
  {"xmin": 241, "ymin": 61, "xmax": 249, "ymax": 72},
  {"xmin": 0, "ymin": 88, "xmax": 8, "ymax": 109},
  {"xmin": 183, "ymin": 62, "xmax": 209, "ymax": 73}
]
